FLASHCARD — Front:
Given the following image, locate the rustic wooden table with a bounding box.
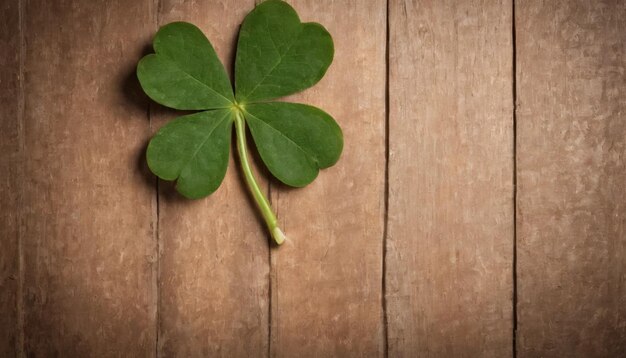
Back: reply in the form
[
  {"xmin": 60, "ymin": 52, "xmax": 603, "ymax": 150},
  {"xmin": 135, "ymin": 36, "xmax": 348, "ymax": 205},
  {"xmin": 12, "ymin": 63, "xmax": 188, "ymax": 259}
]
[{"xmin": 1, "ymin": 0, "xmax": 624, "ymax": 357}]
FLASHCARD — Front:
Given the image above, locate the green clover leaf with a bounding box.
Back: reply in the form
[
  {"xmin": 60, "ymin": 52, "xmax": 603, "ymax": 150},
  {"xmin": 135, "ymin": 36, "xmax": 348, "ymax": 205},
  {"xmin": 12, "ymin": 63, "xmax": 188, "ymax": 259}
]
[{"xmin": 137, "ymin": 0, "xmax": 343, "ymax": 245}]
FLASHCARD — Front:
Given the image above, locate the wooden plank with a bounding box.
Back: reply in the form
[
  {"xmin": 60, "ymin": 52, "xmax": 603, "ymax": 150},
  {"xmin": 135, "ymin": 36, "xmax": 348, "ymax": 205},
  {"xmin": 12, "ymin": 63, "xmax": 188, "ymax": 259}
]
[
  {"xmin": 386, "ymin": 0, "xmax": 514, "ymax": 356},
  {"xmin": 21, "ymin": 0, "xmax": 157, "ymax": 355},
  {"xmin": 0, "ymin": 1, "xmax": 21, "ymax": 356},
  {"xmin": 516, "ymin": 1, "xmax": 626, "ymax": 356},
  {"xmin": 269, "ymin": 1, "xmax": 387, "ymax": 356},
  {"xmin": 155, "ymin": 1, "xmax": 271, "ymax": 356}
]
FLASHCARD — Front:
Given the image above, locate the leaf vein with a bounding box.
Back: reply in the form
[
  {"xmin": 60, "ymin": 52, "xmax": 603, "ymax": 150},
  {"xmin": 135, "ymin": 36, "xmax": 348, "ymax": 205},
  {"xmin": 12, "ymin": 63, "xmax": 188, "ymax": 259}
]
[
  {"xmin": 177, "ymin": 110, "xmax": 231, "ymax": 177},
  {"xmin": 244, "ymin": 110, "xmax": 318, "ymax": 165},
  {"xmin": 160, "ymin": 56, "xmax": 233, "ymax": 106},
  {"xmin": 242, "ymin": 27, "xmax": 305, "ymax": 100}
]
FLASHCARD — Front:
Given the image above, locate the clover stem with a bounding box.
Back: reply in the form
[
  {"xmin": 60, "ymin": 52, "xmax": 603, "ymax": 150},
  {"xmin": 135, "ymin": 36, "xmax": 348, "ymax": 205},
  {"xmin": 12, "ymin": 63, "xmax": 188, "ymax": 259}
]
[{"xmin": 234, "ymin": 110, "xmax": 285, "ymax": 245}]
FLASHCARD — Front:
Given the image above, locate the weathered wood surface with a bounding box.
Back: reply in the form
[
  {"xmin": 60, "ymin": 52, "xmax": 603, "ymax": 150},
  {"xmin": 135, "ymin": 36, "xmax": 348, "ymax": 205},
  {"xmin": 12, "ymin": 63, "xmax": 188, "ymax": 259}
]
[
  {"xmin": 154, "ymin": 1, "xmax": 270, "ymax": 356},
  {"xmin": 19, "ymin": 0, "xmax": 157, "ymax": 356},
  {"xmin": 0, "ymin": 1, "xmax": 21, "ymax": 356},
  {"xmin": 2, "ymin": 0, "xmax": 626, "ymax": 357},
  {"xmin": 268, "ymin": 1, "xmax": 387, "ymax": 356},
  {"xmin": 386, "ymin": 0, "xmax": 514, "ymax": 356},
  {"xmin": 516, "ymin": 1, "xmax": 626, "ymax": 357}
]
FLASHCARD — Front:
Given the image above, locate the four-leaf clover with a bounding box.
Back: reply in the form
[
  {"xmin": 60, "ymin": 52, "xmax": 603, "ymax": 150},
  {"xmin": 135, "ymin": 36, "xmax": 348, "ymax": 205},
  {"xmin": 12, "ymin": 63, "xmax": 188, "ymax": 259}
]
[{"xmin": 137, "ymin": 0, "xmax": 343, "ymax": 245}]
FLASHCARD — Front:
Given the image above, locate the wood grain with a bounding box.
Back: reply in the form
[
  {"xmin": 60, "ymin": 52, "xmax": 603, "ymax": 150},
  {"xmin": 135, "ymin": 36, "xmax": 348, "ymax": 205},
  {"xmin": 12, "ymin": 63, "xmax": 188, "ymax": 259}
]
[
  {"xmin": 155, "ymin": 1, "xmax": 270, "ymax": 357},
  {"xmin": 0, "ymin": 1, "xmax": 21, "ymax": 356},
  {"xmin": 1, "ymin": 0, "xmax": 625, "ymax": 356},
  {"xmin": 516, "ymin": 1, "xmax": 626, "ymax": 356},
  {"xmin": 268, "ymin": 1, "xmax": 387, "ymax": 356},
  {"xmin": 386, "ymin": 0, "xmax": 514, "ymax": 356},
  {"xmin": 20, "ymin": 0, "xmax": 157, "ymax": 355}
]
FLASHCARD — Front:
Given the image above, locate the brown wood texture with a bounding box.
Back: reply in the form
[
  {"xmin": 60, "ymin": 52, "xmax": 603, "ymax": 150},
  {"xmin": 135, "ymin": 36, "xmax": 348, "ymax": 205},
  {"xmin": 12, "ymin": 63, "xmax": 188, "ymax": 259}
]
[
  {"xmin": 154, "ymin": 1, "xmax": 270, "ymax": 357},
  {"xmin": 3, "ymin": 0, "xmax": 626, "ymax": 357},
  {"xmin": 0, "ymin": 1, "xmax": 21, "ymax": 356},
  {"xmin": 19, "ymin": 0, "xmax": 157, "ymax": 356},
  {"xmin": 516, "ymin": 1, "xmax": 626, "ymax": 357},
  {"xmin": 386, "ymin": 0, "xmax": 514, "ymax": 356},
  {"xmin": 268, "ymin": 1, "xmax": 387, "ymax": 356}
]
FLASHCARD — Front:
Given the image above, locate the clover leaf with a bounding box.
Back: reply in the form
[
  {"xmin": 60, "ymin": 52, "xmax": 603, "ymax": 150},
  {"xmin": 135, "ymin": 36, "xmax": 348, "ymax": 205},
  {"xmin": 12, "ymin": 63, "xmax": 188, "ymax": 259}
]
[{"xmin": 137, "ymin": 0, "xmax": 343, "ymax": 245}]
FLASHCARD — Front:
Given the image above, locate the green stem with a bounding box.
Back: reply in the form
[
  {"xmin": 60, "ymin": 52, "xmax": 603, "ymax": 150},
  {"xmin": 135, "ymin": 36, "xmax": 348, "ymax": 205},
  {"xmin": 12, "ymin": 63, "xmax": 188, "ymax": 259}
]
[{"xmin": 234, "ymin": 110, "xmax": 285, "ymax": 245}]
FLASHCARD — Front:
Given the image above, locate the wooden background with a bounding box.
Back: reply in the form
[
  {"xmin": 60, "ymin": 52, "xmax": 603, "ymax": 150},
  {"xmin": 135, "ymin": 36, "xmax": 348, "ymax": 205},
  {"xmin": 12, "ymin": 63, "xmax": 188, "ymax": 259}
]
[{"xmin": 0, "ymin": 0, "xmax": 624, "ymax": 357}]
